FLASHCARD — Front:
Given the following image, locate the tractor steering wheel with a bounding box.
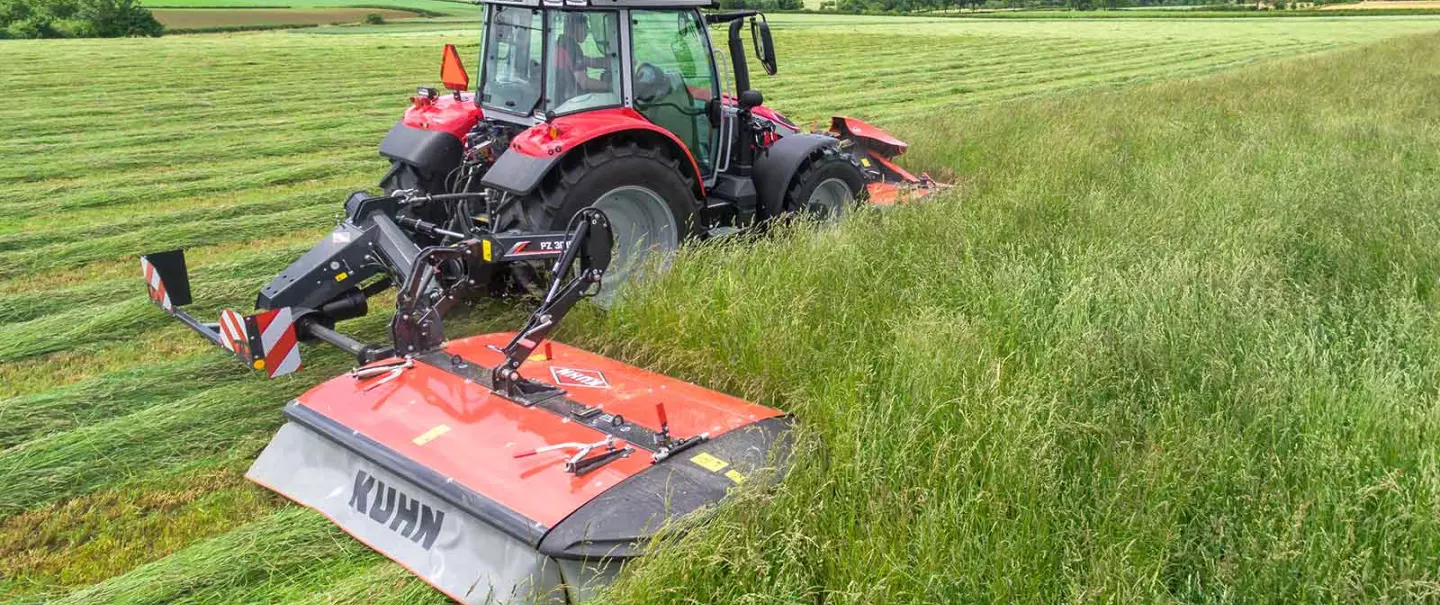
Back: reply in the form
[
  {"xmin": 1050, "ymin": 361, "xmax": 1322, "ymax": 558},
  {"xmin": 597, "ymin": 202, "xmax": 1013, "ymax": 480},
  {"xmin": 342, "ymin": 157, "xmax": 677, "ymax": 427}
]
[{"xmin": 632, "ymin": 62, "xmax": 672, "ymax": 104}]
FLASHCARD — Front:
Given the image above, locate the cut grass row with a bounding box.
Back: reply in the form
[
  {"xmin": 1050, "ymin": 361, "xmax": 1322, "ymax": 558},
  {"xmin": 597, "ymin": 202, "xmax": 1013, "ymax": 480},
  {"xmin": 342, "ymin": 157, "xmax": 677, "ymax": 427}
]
[{"xmin": 4, "ymin": 14, "xmax": 1440, "ymax": 604}]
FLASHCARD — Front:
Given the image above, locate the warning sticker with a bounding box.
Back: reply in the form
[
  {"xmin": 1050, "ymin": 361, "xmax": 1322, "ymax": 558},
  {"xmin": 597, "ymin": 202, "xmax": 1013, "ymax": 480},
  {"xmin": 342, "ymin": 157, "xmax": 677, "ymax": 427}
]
[
  {"xmin": 689, "ymin": 452, "xmax": 729, "ymax": 472},
  {"xmin": 725, "ymin": 469, "xmax": 746, "ymax": 485},
  {"xmin": 550, "ymin": 367, "xmax": 610, "ymax": 389},
  {"xmin": 412, "ymin": 424, "xmax": 451, "ymax": 446}
]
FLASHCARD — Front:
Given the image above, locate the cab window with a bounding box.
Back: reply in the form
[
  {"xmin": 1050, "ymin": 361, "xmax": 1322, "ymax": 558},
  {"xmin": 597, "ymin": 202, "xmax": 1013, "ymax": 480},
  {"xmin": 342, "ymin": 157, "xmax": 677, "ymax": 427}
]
[
  {"xmin": 481, "ymin": 6, "xmax": 544, "ymax": 115},
  {"xmin": 545, "ymin": 11, "xmax": 621, "ymax": 116},
  {"xmin": 629, "ymin": 10, "xmax": 718, "ymax": 172}
]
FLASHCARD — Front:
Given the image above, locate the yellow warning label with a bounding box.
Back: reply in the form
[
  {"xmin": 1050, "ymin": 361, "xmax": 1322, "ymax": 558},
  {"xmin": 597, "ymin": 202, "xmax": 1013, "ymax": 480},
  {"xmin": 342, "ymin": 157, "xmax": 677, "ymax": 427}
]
[
  {"xmin": 482, "ymin": 239, "xmax": 493, "ymax": 262},
  {"xmin": 689, "ymin": 452, "xmax": 728, "ymax": 472},
  {"xmin": 725, "ymin": 469, "xmax": 746, "ymax": 484},
  {"xmin": 412, "ymin": 425, "xmax": 451, "ymax": 446},
  {"xmin": 860, "ymin": 158, "xmax": 871, "ymax": 167},
  {"xmin": 334, "ymin": 272, "xmax": 348, "ymax": 282}
]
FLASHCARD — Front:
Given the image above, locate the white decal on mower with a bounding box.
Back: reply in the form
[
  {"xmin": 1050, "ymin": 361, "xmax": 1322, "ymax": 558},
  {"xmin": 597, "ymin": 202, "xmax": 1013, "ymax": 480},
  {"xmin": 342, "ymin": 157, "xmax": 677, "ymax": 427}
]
[
  {"xmin": 550, "ymin": 366, "xmax": 610, "ymax": 389},
  {"xmin": 506, "ymin": 240, "xmax": 569, "ymax": 258}
]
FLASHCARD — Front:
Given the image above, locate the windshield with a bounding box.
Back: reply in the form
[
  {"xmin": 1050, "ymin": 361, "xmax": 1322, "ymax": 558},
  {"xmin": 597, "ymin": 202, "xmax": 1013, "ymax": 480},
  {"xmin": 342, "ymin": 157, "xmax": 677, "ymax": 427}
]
[{"xmin": 481, "ymin": 6, "xmax": 543, "ymax": 115}]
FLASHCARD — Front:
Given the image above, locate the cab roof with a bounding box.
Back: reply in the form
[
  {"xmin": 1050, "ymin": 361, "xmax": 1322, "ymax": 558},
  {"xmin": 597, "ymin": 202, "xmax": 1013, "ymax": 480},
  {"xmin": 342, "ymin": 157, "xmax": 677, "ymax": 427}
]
[{"xmin": 479, "ymin": 0, "xmax": 714, "ymax": 7}]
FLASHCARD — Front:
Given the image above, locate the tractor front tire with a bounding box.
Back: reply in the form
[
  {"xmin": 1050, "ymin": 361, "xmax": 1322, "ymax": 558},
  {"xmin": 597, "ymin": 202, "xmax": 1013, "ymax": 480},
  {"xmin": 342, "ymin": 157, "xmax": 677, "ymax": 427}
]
[
  {"xmin": 497, "ymin": 137, "xmax": 700, "ymax": 307},
  {"xmin": 781, "ymin": 146, "xmax": 866, "ymax": 220}
]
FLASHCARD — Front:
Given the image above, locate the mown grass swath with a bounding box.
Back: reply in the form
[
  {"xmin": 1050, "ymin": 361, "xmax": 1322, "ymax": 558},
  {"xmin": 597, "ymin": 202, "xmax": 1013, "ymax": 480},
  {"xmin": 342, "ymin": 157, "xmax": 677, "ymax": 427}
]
[{"xmin": 3, "ymin": 15, "xmax": 1440, "ymax": 603}]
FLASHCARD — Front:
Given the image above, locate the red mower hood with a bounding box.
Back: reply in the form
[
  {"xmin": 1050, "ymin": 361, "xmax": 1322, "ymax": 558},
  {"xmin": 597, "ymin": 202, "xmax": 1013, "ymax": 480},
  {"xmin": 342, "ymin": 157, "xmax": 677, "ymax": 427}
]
[{"xmin": 287, "ymin": 332, "xmax": 782, "ymax": 528}]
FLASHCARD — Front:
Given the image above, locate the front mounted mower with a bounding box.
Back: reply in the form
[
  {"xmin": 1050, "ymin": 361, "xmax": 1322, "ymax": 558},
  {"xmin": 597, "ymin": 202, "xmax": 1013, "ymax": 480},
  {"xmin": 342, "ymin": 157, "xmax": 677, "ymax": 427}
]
[{"xmin": 140, "ymin": 2, "xmax": 941, "ymax": 602}]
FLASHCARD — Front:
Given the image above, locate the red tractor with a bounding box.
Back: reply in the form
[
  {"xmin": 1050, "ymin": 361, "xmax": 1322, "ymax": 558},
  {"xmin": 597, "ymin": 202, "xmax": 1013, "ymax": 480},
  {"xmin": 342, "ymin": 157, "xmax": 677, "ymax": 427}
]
[
  {"xmin": 138, "ymin": 2, "xmax": 935, "ymax": 603},
  {"xmin": 368, "ymin": 4, "xmax": 933, "ymax": 305}
]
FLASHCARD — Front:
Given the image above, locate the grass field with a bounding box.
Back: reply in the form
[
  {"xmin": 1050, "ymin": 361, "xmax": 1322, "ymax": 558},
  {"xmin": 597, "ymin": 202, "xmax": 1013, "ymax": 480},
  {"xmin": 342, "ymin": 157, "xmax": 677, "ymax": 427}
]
[
  {"xmin": 151, "ymin": 7, "xmax": 422, "ymax": 28},
  {"xmin": 1324, "ymin": 0, "xmax": 1440, "ymax": 8},
  {"xmin": 5, "ymin": 13, "xmax": 1440, "ymax": 604}
]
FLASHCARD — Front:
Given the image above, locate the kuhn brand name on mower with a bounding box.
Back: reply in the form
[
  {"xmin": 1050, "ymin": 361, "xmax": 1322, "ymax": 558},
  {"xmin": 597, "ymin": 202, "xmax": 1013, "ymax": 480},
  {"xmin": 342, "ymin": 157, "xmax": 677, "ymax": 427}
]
[{"xmin": 348, "ymin": 469, "xmax": 447, "ymax": 550}]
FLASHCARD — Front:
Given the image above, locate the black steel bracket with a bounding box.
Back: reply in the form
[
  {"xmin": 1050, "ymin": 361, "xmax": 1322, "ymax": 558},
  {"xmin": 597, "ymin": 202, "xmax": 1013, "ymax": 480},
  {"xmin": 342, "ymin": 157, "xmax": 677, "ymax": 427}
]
[{"xmin": 491, "ymin": 208, "xmax": 613, "ymax": 390}]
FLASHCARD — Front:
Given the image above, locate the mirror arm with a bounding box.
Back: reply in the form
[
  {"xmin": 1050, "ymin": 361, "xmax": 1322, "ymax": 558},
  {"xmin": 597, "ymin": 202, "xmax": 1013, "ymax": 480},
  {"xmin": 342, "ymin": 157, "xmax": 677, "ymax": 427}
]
[{"xmin": 704, "ymin": 10, "xmax": 758, "ymax": 24}]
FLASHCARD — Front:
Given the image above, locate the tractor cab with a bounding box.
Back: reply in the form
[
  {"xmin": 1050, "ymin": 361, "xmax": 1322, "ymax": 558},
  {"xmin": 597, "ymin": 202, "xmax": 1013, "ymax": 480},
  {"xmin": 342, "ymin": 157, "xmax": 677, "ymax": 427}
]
[{"xmin": 471, "ymin": 0, "xmax": 777, "ymax": 183}]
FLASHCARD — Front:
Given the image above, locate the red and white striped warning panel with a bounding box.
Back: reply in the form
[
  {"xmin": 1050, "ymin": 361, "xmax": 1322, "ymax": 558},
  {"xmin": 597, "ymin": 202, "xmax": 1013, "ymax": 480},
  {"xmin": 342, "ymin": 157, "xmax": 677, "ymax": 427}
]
[
  {"xmin": 218, "ymin": 309, "xmax": 250, "ymax": 357},
  {"xmin": 254, "ymin": 308, "xmax": 302, "ymax": 378},
  {"xmin": 139, "ymin": 256, "xmax": 173, "ymax": 312}
]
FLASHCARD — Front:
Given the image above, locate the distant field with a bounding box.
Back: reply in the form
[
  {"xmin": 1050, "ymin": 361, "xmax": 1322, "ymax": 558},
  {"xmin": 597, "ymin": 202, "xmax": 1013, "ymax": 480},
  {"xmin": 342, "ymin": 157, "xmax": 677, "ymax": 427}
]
[
  {"xmin": 1323, "ymin": 0, "xmax": 1440, "ymax": 8},
  {"xmin": 141, "ymin": 0, "xmax": 482, "ymax": 17},
  {"xmin": 931, "ymin": 5, "xmax": 1440, "ymax": 16},
  {"xmin": 153, "ymin": 7, "xmax": 421, "ymax": 28},
  {"xmin": 6, "ymin": 13, "xmax": 1440, "ymax": 605}
]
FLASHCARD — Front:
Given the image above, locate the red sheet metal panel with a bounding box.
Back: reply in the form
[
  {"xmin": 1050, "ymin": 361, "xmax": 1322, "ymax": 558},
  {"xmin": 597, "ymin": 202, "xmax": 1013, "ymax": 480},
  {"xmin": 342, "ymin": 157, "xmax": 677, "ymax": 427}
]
[
  {"xmin": 294, "ymin": 332, "xmax": 781, "ymax": 529},
  {"xmin": 830, "ymin": 115, "xmax": 909, "ymax": 157}
]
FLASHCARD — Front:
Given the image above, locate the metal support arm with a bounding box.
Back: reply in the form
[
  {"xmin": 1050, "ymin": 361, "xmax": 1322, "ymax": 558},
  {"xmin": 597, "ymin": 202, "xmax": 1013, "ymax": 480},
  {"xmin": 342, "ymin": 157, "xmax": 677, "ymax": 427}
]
[
  {"xmin": 493, "ymin": 208, "xmax": 613, "ymax": 393},
  {"xmin": 388, "ymin": 207, "xmax": 612, "ymax": 365}
]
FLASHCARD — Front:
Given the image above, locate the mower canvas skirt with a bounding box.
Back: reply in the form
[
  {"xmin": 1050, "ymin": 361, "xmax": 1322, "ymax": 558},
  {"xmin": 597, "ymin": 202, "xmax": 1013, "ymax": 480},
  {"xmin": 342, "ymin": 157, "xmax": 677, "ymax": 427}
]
[{"xmin": 247, "ymin": 333, "xmax": 790, "ymax": 604}]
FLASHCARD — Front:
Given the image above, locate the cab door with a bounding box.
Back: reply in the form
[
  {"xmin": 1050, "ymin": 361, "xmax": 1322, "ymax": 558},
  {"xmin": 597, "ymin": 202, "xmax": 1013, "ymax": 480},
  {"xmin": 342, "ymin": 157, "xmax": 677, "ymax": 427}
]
[{"xmin": 628, "ymin": 9, "xmax": 720, "ymax": 176}]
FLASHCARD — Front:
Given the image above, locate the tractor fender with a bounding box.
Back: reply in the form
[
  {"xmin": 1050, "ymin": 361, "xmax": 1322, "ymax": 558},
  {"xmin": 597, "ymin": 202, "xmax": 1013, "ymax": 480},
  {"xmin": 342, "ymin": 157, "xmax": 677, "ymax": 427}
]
[
  {"xmin": 379, "ymin": 123, "xmax": 464, "ymax": 185},
  {"xmin": 753, "ymin": 133, "xmax": 840, "ymax": 220},
  {"xmin": 481, "ymin": 107, "xmax": 705, "ymax": 198},
  {"xmin": 379, "ymin": 93, "xmax": 482, "ymax": 193}
]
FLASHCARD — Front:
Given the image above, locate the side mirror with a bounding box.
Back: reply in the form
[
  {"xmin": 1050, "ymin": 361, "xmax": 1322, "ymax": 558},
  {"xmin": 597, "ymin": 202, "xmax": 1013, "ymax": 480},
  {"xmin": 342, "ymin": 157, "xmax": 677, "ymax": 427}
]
[
  {"xmin": 750, "ymin": 17, "xmax": 776, "ymax": 76},
  {"xmin": 440, "ymin": 44, "xmax": 470, "ymax": 92}
]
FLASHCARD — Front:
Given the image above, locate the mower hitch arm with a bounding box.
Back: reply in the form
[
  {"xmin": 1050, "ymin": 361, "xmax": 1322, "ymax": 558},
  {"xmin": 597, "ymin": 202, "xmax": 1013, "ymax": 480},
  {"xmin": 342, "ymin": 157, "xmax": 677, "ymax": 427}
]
[
  {"xmin": 493, "ymin": 209, "xmax": 613, "ymax": 387},
  {"xmin": 389, "ymin": 238, "xmax": 483, "ymax": 356},
  {"xmin": 389, "ymin": 208, "xmax": 612, "ymax": 364}
]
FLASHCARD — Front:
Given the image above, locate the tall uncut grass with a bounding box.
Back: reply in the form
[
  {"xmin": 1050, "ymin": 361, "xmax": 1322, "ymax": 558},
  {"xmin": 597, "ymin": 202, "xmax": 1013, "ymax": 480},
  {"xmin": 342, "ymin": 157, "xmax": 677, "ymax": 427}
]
[
  {"xmin": 4, "ymin": 15, "xmax": 1440, "ymax": 604},
  {"xmin": 589, "ymin": 32, "xmax": 1440, "ymax": 603}
]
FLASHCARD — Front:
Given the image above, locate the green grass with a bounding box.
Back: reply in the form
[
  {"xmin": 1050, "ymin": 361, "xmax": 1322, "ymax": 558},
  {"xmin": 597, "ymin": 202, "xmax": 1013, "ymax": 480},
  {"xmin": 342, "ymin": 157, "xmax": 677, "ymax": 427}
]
[
  {"xmin": 592, "ymin": 34, "xmax": 1440, "ymax": 601},
  {"xmin": 5, "ymin": 13, "xmax": 1440, "ymax": 604},
  {"xmin": 927, "ymin": 7, "xmax": 1440, "ymax": 17}
]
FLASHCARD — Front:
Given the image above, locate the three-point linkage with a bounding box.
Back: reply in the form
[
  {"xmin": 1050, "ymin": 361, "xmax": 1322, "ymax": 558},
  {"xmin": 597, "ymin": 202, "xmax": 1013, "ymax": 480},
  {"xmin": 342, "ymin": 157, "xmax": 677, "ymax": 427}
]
[{"xmin": 490, "ymin": 208, "xmax": 612, "ymax": 401}]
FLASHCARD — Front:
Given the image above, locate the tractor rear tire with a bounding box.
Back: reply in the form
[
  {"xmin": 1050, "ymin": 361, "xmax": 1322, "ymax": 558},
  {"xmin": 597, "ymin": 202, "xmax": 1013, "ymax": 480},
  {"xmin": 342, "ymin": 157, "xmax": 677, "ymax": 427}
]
[
  {"xmin": 497, "ymin": 137, "xmax": 700, "ymax": 308},
  {"xmin": 781, "ymin": 146, "xmax": 866, "ymax": 220}
]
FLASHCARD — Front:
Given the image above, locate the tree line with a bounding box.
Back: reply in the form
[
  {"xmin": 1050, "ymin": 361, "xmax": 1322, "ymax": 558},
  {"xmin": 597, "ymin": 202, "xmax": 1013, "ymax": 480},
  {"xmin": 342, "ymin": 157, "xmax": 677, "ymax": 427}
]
[{"xmin": 1, "ymin": 0, "xmax": 161, "ymax": 39}]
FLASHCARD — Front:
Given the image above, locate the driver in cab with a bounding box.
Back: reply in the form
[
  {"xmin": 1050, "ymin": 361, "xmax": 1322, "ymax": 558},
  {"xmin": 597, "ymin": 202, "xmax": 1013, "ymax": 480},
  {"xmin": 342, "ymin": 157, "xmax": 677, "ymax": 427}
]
[{"xmin": 554, "ymin": 13, "xmax": 612, "ymax": 106}]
